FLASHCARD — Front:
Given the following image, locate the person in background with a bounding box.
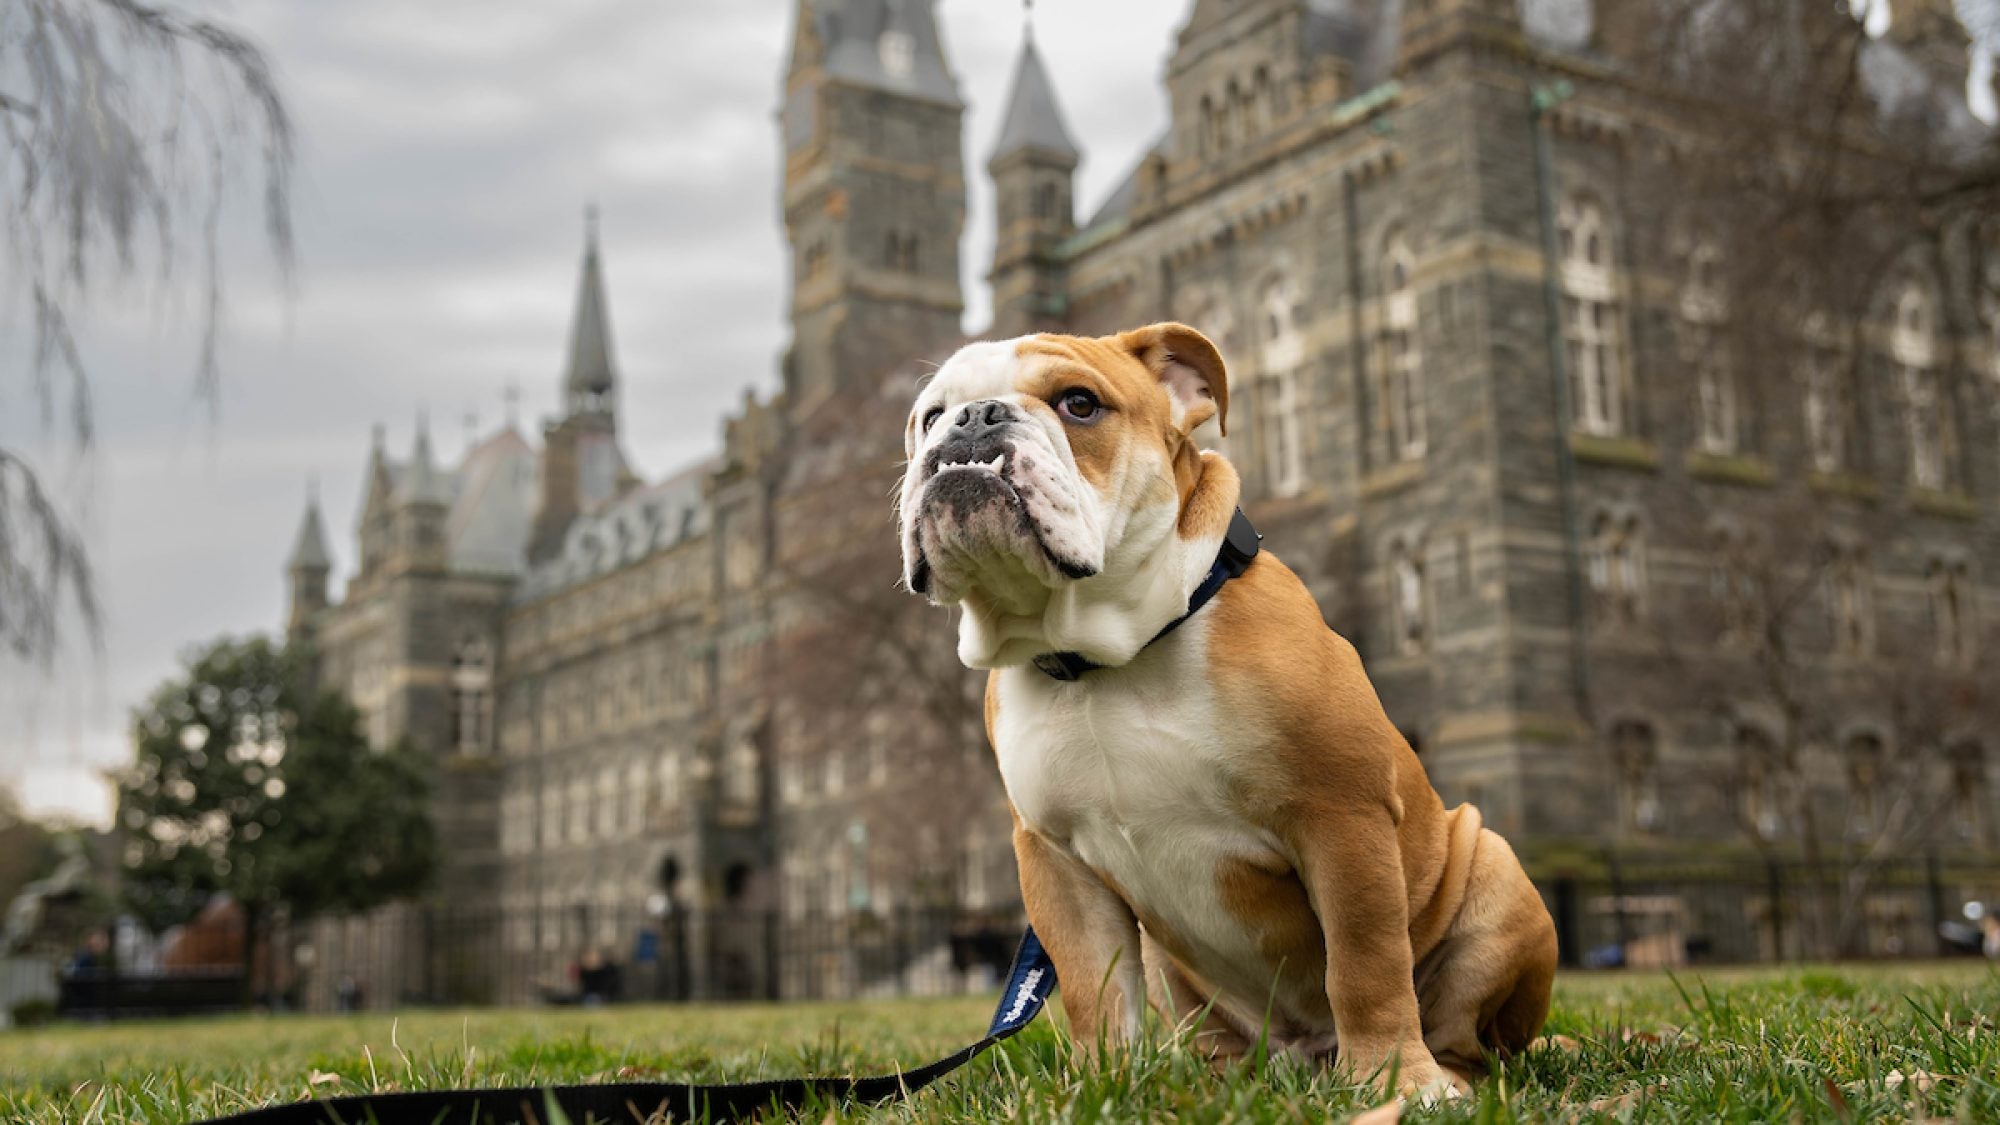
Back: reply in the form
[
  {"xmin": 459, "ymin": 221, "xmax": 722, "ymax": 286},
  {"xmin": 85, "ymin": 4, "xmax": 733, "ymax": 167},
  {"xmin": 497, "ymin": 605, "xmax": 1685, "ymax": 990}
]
[{"xmin": 577, "ymin": 947, "xmax": 622, "ymax": 1006}]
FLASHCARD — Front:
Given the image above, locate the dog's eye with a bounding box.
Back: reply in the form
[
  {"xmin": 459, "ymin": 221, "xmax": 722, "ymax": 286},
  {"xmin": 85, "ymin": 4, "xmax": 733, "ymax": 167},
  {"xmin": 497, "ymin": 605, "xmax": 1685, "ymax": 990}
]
[
  {"xmin": 921, "ymin": 406, "xmax": 945, "ymax": 434},
  {"xmin": 1055, "ymin": 388, "xmax": 1101, "ymax": 422}
]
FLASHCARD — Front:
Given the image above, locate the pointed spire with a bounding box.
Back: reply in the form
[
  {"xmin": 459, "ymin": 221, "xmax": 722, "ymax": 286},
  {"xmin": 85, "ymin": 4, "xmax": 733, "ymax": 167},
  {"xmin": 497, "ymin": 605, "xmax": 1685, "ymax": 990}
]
[
  {"xmin": 563, "ymin": 205, "xmax": 618, "ymax": 417},
  {"xmin": 407, "ymin": 412, "xmax": 454, "ymax": 505},
  {"xmin": 289, "ymin": 482, "xmax": 331, "ymax": 572},
  {"xmin": 992, "ymin": 21, "xmax": 1078, "ymax": 161},
  {"xmin": 362, "ymin": 423, "xmax": 393, "ymax": 512}
]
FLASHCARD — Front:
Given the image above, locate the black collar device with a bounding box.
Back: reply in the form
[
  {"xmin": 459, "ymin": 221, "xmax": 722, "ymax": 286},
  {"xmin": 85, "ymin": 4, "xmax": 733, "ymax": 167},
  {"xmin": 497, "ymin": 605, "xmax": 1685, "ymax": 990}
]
[{"xmin": 1031, "ymin": 508, "xmax": 1262, "ymax": 682}]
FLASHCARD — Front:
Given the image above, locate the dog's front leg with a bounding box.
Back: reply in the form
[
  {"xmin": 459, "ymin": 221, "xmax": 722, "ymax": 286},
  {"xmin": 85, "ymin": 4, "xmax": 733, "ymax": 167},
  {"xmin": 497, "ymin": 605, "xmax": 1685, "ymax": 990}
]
[
  {"xmin": 1294, "ymin": 805, "xmax": 1453, "ymax": 1102},
  {"xmin": 1015, "ymin": 823, "xmax": 1144, "ymax": 1061}
]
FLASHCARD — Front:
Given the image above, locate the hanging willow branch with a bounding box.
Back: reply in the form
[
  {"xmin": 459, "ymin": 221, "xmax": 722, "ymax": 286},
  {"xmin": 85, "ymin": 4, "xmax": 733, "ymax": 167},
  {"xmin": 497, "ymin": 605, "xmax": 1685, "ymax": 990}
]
[{"xmin": 0, "ymin": 0, "xmax": 294, "ymax": 664}]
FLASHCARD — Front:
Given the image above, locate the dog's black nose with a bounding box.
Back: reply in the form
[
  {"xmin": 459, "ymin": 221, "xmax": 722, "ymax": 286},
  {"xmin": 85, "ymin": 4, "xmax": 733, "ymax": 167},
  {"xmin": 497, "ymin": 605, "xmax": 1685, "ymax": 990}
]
[{"xmin": 950, "ymin": 399, "xmax": 1017, "ymax": 439}]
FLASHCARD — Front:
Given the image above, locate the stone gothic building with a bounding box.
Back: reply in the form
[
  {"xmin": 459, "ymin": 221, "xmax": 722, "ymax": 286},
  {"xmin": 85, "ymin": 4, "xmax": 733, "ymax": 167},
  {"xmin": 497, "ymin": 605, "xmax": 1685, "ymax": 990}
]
[{"xmin": 281, "ymin": 0, "xmax": 2000, "ymax": 1000}]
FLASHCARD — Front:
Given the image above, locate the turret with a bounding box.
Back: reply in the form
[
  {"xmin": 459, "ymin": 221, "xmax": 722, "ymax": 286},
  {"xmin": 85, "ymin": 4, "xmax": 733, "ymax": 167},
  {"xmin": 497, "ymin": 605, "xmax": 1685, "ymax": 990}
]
[
  {"xmin": 357, "ymin": 424, "xmax": 394, "ymax": 580},
  {"xmin": 780, "ymin": 0, "xmax": 966, "ymax": 407},
  {"xmin": 531, "ymin": 209, "xmax": 635, "ymax": 563},
  {"xmin": 1395, "ymin": 0, "xmax": 1521, "ymax": 76},
  {"xmin": 286, "ymin": 483, "xmax": 332, "ymax": 640},
  {"xmin": 393, "ymin": 415, "xmax": 452, "ymax": 574},
  {"xmin": 987, "ymin": 22, "xmax": 1078, "ymax": 335}
]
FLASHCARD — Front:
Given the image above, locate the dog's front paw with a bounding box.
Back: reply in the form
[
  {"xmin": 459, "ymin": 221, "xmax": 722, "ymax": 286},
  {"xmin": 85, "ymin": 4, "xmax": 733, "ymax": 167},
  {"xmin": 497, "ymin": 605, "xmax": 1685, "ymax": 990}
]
[{"xmin": 1403, "ymin": 1072, "xmax": 1465, "ymax": 1109}]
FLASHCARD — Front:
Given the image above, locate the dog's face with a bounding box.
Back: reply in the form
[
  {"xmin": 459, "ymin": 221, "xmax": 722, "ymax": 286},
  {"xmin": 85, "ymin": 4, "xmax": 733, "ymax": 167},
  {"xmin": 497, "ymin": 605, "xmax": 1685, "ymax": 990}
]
[{"xmin": 898, "ymin": 323, "xmax": 1233, "ymax": 668}]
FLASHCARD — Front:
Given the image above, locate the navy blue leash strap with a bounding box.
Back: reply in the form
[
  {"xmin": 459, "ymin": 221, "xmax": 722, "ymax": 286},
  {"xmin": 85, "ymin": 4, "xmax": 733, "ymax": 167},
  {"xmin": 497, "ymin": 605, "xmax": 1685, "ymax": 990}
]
[{"xmin": 193, "ymin": 929, "xmax": 1054, "ymax": 1125}]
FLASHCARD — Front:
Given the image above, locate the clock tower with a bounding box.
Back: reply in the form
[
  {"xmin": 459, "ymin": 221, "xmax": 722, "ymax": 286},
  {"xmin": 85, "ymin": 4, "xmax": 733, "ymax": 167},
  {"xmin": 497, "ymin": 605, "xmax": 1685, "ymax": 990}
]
[{"xmin": 780, "ymin": 0, "xmax": 966, "ymax": 409}]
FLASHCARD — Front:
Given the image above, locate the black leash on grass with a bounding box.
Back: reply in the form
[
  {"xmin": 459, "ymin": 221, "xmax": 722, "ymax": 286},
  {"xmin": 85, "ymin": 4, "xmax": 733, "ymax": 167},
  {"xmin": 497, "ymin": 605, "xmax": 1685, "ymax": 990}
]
[{"xmin": 193, "ymin": 929, "xmax": 1054, "ymax": 1125}]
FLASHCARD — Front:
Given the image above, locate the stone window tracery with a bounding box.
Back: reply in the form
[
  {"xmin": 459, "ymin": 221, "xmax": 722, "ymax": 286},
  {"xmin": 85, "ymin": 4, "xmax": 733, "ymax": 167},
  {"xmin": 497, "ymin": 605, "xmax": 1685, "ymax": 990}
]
[
  {"xmin": 1681, "ymin": 237, "xmax": 1737, "ymax": 454},
  {"xmin": 1928, "ymin": 557, "xmax": 1972, "ymax": 667},
  {"xmin": 1828, "ymin": 544, "xmax": 1874, "ymax": 658},
  {"xmin": 1610, "ymin": 720, "xmax": 1662, "ymax": 835},
  {"xmin": 1389, "ymin": 542, "xmax": 1428, "ymax": 655},
  {"xmin": 1892, "ymin": 281, "xmax": 1951, "ymax": 490},
  {"xmin": 1256, "ymin": 276, "xmax": 1305, "ymax": 497},
  {"xmin": 450, "ymin": 636, "xmax": 493, "ymax": 755},
  {"xmin": 1559, "ymin": 196, "xmax": 1627, "ymax": 436},
  {"xmin": 1382, "ymin": 233, "xmax": 1426, "ymax": 460},
  {"xmin": 1586, "ymin": 512, "xmax": 1645, "ymax": 622}
]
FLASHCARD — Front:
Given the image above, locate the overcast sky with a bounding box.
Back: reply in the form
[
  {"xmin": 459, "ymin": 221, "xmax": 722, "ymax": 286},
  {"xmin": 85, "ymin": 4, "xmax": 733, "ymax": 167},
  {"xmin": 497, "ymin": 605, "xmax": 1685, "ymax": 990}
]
[
  {"xmin": 0, "ymin": 1, "xmax": 1190, "ymax": 824},
  {"xmin": 3, "ymin": 2, "xmax": 1996, "ymax": 825}
]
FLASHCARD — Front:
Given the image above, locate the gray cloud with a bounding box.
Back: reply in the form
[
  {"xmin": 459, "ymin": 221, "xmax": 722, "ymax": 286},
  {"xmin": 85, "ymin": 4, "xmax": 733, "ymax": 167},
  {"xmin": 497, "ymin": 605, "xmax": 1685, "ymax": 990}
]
[{"xmin": 0, "ymin": 0, "xmax": 1181, "ymax": 821}]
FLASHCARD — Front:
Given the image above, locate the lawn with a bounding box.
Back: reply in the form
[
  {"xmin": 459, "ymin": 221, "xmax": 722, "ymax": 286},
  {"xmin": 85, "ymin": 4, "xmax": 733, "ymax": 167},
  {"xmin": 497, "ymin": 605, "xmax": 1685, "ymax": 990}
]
[{"xmin": 4, "ymin": 962, "xmax": 1997, "ymax": 1123}]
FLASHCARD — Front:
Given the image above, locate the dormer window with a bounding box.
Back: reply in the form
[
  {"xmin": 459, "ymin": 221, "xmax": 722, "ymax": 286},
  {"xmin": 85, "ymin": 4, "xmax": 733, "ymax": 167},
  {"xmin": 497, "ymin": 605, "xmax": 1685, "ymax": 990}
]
[{"xmin": 878, "ymin": 31, "xmax": 915, "ymax": 79}]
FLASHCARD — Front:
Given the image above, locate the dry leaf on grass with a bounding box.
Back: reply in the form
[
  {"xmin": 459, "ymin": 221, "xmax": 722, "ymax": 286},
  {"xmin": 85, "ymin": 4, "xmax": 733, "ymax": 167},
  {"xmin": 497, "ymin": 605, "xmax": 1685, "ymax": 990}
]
[
  {"xmin": 306, "ymin": 1071, "xmax": 342, "ymax": 1087},
  {"xmin": 1346, "ymin": 1100, "xmax": 1402, "ymax": 1125},
  {"xmin": 615, "ymin": 1065, "xmax": 659, "ymax": 1080},
  {"xmin": 1885, "ymin": 1069, "xmax": 1940, "ymax": 1093},
  {"xmin": 1533, "ymin": 1034, "xmax": 1583, "ymax": 1052},
  {"xmin": 1588, "ymin": 1082, "xmax": 1666, "ymax": 1112}
]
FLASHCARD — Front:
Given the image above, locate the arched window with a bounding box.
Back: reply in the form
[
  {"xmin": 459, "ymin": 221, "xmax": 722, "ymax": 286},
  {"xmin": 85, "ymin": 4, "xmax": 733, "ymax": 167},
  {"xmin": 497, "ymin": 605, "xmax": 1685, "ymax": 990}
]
[
  {"xmin": 657, "ymin": 749, "xmax": 683, "ymax": 811},
  {"xmin": 1948, "ymin": 742, "xmax": 1989, "ymax": 846},
  {"xmin": 1251, "ymin": 66, "xmax": 1272, "ymax": 136},
  {"xmin": 1558, "ymin": 196, "xmax": 1627, "ymax": 436},
  {"xmin": 1256, "ymin": 276, "xmax": 1305, "ymax": 497},
  {"xmin": 1389, "ymin": 542, "xmax": 1428, "ymax": 655},
  {"xmin": 1681, "ymin": 238, "xmax": 1737, "ymax": 454},
  {"xmin": 1828, "ymin": 544, "xmax": 1874, "ymax": 658},
  {"xmin": 1199, "ymin": 93, "xmax": 1218, "ymax": 156},
  {"xmin": 1893, "ymin": 281, "xmax": 1949, "ymax": 489},
  {"xmin": 1032, "ymin": 181, "xmax": 1061, "ymax": 222},
  {"xmin": 1609, "ymin": 720, "xmax": 1661, "ymax": 834},
  {"xmin": 885, "ymin": 230, "xmax": 919, "ymax": 272},
  {"xmin": 1737, "ymin": 725, "xmax": 1785, "ymax": 841},
  {"xmin": 1928, "ymin": 557, "xmax": 1972, "ymax": 666},
  {"xmin": 450, "ymin": 637, "xmax": 493, "ymax": 754},
  {"xmin": 567, "ymin": 775, "xmax": 590, "ymax": 843},
  {"xmin": 1382, "ymin": 233, "xmax": 1426, "ymax": 460},
  {"xmin": 1844, "ymin": 732, "xmax": 1886, "ymax": 839},
  {"xmin": 539, "ymin": 782, "xmax": 561, "ymax": 851},
  {"xmin": 1800, "ymin": 310, "xmax": 1852, "ymax": 473},
  {"xmin": 595, "ymin": 767, "xmax": 619, "ymax": 839},
  {"xmin": 1585, "ymin": 512, "xmax": 1645, "ymax": 622},
  {"xmin": 724, "ymin": 739, "xmax": 760, "ymax": 807},
  {"xmin": 1709, "ymin": 524, "xmax": 1759, "ymax": 642}
]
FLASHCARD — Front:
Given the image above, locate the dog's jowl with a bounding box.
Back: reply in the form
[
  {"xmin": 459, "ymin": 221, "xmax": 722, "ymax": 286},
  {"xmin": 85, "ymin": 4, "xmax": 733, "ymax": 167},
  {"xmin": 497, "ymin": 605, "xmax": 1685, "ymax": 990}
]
[{"xmin": 897, "ymin": 323, "xmax": 1557, "ymax": 1100}]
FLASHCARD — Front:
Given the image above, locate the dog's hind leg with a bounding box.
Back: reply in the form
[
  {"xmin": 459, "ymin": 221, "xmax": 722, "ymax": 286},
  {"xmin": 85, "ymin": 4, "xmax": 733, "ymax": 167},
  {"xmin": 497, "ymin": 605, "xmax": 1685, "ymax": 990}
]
[{"xmin": 1415, "ymin": 830, "xmax": 1558, "ymax": 1089}]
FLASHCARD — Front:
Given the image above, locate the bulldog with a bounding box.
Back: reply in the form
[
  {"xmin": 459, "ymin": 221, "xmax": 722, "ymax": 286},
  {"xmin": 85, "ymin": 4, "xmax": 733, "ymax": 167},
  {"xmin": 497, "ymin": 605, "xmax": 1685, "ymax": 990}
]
[{"xmin": 896, "ymin": 323, "xmax": 1556, "ymax": 1098}]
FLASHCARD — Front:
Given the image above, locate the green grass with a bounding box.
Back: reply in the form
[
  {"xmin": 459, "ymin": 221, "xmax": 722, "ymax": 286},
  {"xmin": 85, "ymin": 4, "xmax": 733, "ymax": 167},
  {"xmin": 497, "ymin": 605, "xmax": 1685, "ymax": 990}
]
[{"xmin": 4, "ymin": 962, "xmax": 1998, "ymax": 1123}]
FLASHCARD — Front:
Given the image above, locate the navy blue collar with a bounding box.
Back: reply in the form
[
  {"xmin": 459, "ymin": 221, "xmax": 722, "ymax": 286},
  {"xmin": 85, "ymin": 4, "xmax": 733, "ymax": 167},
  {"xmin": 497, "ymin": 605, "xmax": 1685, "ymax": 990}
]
[{"xmin": 1032, "ymin": 508, "xmax": 1261, "ymax": 682}]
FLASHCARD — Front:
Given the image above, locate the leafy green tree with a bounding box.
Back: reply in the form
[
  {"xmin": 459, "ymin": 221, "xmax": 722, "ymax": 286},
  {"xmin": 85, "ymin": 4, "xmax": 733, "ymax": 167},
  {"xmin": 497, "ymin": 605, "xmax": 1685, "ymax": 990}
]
[{"xmin": 117, "ymin": 637, "xmax": 434, "ymax": 992}]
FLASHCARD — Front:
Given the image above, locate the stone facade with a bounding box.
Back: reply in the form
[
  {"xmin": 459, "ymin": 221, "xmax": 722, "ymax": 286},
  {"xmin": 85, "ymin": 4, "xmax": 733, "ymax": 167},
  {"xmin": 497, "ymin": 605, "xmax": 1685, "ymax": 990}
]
[{"xmin": 279, "ymin": 0, "xmax": 2000, "ymax": 1001}]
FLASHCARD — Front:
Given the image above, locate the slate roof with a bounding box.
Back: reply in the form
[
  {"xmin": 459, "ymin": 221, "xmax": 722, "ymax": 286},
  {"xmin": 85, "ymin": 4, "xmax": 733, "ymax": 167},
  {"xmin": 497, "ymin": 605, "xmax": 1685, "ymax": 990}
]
[
  {"xmin": 516, "ymin": 460, "xmax": 717, "ymax": 600},
  {"xmin": 288, "ymin": 496, "xmax": 331, "ymax": 571},
  {"xmin": 992, "ymin": 35, "xmax": 1078, "ymax": 160},
  {"xmin": 446, "ymin": 428, "xmax": 539, "ymax": 577},
  {"xmin": 814, "ymin": 0, "xmax": 959, "ymax": 105},
  {"xmin": 1075, "ymin": 0, "xmax": 1986, "ymax": 235},
  {"xmin": 564, "ymin": 217, "xmax": 617, "ymax": 405}
]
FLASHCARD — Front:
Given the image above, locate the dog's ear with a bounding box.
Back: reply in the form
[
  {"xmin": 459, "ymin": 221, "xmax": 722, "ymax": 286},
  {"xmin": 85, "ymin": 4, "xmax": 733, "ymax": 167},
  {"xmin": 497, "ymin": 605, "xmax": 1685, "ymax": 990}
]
[{"xmin": 1117, "ymin": 322, "xmax": 1230, "ymax": 437}]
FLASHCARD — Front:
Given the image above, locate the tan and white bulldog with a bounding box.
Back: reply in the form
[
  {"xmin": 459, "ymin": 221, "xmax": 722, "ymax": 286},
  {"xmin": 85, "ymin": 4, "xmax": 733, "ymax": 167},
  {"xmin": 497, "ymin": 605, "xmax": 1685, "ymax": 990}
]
[{"xmin": 896, "ymin": 323, "xmax": 1557, "ymax": 1098}]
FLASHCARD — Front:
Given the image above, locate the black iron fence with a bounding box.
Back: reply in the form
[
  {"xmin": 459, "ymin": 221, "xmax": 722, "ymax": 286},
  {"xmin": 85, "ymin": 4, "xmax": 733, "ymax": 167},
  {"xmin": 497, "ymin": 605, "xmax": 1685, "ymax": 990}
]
[
  {"xmin": 39, "ymin": 856, "xmax": 2000, "ymax": 1017},
  {"xmin": 285, "ymin": 904, "xmax": 1029, "ymax": 1012},
  {"xmin": 1537, "ymin": 854, "xmax": 2000, "ymax": 968}
]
